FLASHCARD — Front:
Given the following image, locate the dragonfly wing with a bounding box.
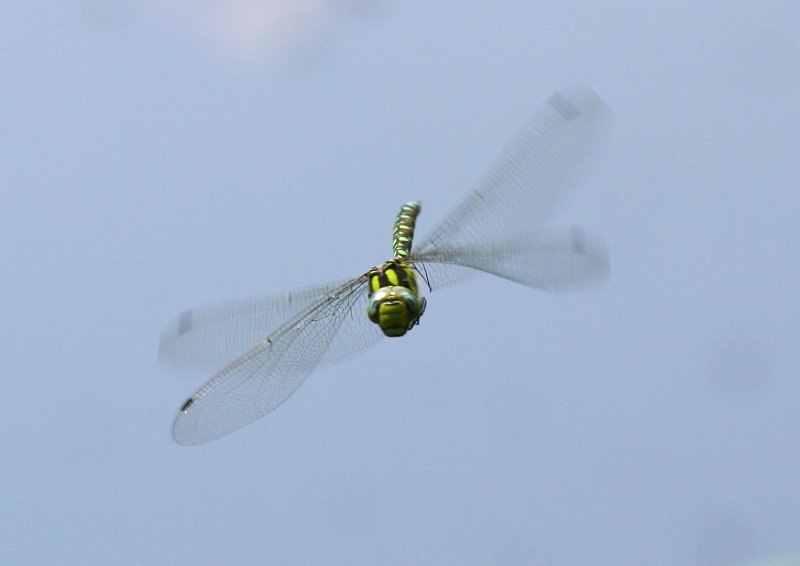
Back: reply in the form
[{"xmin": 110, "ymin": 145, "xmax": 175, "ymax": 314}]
[
  {"xmin": 160, "ymin": 277, "xmax": 382, "ymax": 373},
  {"xmin": 322, "ymin": 285, "xmax": 385, "ymax": 365},
  {"xmin": 414, "ymin": 86, "xmax": 611, "ymax": 256},
  {"xmin": 414, "ymin": 227, "xmax": 608, "ymax": 292},
  {"xmin": 172, "ymin": 276, "xmax": 371, "ymax": 445}
]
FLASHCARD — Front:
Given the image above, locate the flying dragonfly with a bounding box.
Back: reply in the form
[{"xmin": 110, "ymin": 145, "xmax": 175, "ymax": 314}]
[{"xmin": 160, "ymin": 86, "xmax": 611, "ymax": 445}]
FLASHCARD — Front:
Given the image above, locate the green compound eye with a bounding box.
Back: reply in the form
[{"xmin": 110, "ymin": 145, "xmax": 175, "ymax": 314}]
[
  {"xmin": 367, "ymin": 286, "xmax": 423, "ymax": 336},
  {"xmin": 366, "ymin": 289, "xmax": 387, "ymax": 323}
]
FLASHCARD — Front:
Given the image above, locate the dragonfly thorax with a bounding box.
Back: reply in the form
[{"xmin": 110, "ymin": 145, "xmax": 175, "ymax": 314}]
[{"xmin": 367, "ymin": 260, "xmax": 425, "ymax": 337}]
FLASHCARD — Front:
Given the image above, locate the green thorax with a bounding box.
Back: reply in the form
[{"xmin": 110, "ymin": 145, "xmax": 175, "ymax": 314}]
[
  {"xmin": 368, "ymin": 259, "xmax": 420, "ymax": 297},
  {"xmin": 392, "ymin": 201, "xmax": 421, "ymax": 259},
  {"xmin": 366, "ymin": 203, "xmax": 426, "ymax": 337}
]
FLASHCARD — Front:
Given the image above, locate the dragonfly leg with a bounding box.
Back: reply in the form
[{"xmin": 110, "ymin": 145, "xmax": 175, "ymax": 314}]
[{"xmin": 408, "ymin": 297, "xmax": 427, "ymax": 330}]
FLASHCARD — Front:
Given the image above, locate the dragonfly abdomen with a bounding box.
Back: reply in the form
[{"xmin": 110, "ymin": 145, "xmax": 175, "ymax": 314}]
[{"xmin": 392, "ymin": 201, "xmax": 421, "ymax": 259}]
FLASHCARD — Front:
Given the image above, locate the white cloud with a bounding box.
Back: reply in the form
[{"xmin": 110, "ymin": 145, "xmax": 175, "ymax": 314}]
[
  {"xmin": 79, "ymin": 0, "xmax": 382, "ymax": 63},
  {"xmin": 186, "ymin": 0, "xmax": 334, "ymax": 61}
]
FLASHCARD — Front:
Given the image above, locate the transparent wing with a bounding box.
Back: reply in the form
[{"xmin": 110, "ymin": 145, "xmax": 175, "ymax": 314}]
[
  {"xmin": 414, "ymin": 227, "xmax": 608, "ymax": 292},
  {"xmin": 160, "ymin": 277, "xmax": 382, "ymax": 374},
  {"xmin": 414, "ymin": 85, "xmax": 610, "ymax": 258},
  {"xmin": 172, "ymin": 275, "xmax": 377, "ymax": 445},
  {"xmin": 411, "ymin": 85, "xmax": 611, "ymax": 292}
]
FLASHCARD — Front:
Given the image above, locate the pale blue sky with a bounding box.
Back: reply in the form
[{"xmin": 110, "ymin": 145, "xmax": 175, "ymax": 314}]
[{"xmin": 2, "ymin": 2, "xmax": 799, "ymax": 564}]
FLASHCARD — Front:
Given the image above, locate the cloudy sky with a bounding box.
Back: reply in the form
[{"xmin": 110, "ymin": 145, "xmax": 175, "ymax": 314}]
[{"xmin": 2, "ymin": 2, "xmax": 799, "ymax": 564}]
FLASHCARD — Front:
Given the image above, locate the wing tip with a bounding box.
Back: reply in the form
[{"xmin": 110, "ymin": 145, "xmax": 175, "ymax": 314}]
[
  {"xmin": 172, "ymin": 405, "xmax": 206, "ymax": 446},
  {"xmin": 176, "ymin": 310, "xmax": 193, "ymax": 336},
  {"xmin": 548, "ymin": 92, "xmax": 581, "ymax": 121},
  {"xmin": 179, "ymin": 397, "xmax": 195, "ymax": 413},
  {"xmin": 548, "ymin": 85, "xmax": 610, "ymax": 122}
]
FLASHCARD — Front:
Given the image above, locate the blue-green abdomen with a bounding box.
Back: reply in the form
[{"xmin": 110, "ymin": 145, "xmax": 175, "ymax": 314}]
[{"xmin": 392, "ymin": 202, "xmax": 421, "ymax": 259}]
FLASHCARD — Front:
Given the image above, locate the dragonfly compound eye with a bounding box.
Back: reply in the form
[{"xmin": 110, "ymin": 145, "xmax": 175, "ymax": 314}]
[{"xmin": 367, "ymin": 286, "xmax": 422, "ymax": 337}]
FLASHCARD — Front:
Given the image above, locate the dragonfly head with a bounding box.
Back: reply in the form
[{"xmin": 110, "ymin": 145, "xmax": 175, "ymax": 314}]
[{"xmin": 367, "ymin": 286, "xmax": 424, "ymax": 337}]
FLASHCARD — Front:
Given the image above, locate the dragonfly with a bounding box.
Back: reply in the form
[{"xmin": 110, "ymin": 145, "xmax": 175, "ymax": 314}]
[{"xmin": 160, "ymin": 86, "xmax": 611, "ymax": 445}]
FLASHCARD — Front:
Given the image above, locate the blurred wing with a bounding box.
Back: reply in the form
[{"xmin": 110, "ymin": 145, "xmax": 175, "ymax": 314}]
[
  {"xmin": 160, "ymin": 277, "xmax": 382, "ymax": 373},
  {"xmin": 414, "ymin": 86, "xmax": 611, "ymax": 257},
  {"xmin": 172, "ymin": 275, "xmax": 374, "ymax": 445},
  {"xmin": 414, "ymin": 227, "xmax": 608, "ymax": 292}
]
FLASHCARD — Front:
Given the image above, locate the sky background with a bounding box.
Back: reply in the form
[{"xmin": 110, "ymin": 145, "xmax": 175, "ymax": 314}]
[{"xmin": 2, "ymin": 2, "xmax": 800, "ymax": 564}]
